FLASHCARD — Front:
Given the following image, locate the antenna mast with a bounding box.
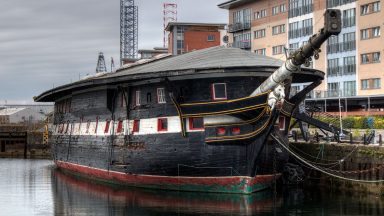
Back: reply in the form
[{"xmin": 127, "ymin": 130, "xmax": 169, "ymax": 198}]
[{"xmin": 96, "ymin": 52, "xmax": 107, "ymax": 73}]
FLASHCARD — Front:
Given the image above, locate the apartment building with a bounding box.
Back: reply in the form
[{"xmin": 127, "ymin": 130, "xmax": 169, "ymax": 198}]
[
  {"xmin": 165, "ymin": 22, "xmax": 227, "ymax": 55},
  {"xmin": 219, "ymin": 0, "xmax": 384, "ymax": 113}
]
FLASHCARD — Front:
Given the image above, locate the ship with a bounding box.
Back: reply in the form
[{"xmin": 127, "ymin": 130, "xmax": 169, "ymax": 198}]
[{"xmin": 34, "ymin": 9, "xmax": 341, "ymax": 194}]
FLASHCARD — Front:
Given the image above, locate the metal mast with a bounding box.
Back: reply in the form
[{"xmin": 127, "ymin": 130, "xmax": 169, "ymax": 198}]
[
  {"xmin": 120, "ymin": 0, "xmax": 138, "ymax": 63},
  {"xmin": 163, "ymin": 3, "xmax": 177, "ymax": 48},
  {"xmin": 96, "ymin": 52, "xmax": 107, "ymax": 73}
]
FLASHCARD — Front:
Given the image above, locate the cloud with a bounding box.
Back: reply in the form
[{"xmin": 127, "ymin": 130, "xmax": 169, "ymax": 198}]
[{"xmin": 0, "ymin": 0, "xmax": 227, "ymax": 103}]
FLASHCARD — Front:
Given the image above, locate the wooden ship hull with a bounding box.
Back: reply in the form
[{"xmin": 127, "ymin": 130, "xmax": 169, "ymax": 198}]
[{"xmin": 35, "ymin": 46, "xmax": 325, "ymax": 193}]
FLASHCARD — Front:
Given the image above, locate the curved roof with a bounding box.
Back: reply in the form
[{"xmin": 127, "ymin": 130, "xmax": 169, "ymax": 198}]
[
  {"xmin": 109, "ymin": 46, "xmax": 283, "ymax": 78},
  {"xmin": 35, "ymin": 46, "xmax": 324, "ymax": 102}
]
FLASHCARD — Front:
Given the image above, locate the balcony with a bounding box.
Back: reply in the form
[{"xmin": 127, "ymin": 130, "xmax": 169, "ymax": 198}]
[
  {"xmin": 288, "ymin": 4, "xmax": 314, "ymax": 18},
  {"xmin": 343, "ymin": 64, "xmax": 356, "ymax": 75},
  {"xmin": 342, "ymin": 41, "xmax": 356, "ymax": 52},
  {"xmin": 301, "ymin": 26, "xmax": 313, "ymax": 37},
  {"xmin": 342, "ymin": 17, "xmax": 356, "ymax": 28},
  {"xmin": 312, "ymin": 90, "xmax": 356, "ymax": 99},
  {"xmin": 228, "ymin": 22, "xmax": 251, "ymax": 33},
  {"xmin": 327, "ymin": 66, "xmax": 342, "ymax": 77},
  {"xmin": 327, "ymin": 43, "xmax": 342, "ymax": 54},
  {"xmin": 327, "ymin": 0, "xmax": 356, "ymax": 8},
  {"xmin": 232, "ymin": 41, "xmax": 251, "ymax": 49}
]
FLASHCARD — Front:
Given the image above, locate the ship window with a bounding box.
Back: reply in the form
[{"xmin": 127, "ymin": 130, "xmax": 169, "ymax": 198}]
[
  {"xmin": 132, "ymin": 119, "xmax": 140, "ymax": 133},
  {"xmin": 157, "ymin": 118, "xmax": 168, "ymax": 131},
  {"xmin": 157, "ymin": 88, "xmax": 166, "ymax": 104},
  {"xmin": 147, "ymin": 93, "xmax": 152, "ymax": 103},
  {"xmin": 211, "ymin": 83, "xmax": 227, "ymax": 100},
  {"xmin": 86, "ymin": 120, "xmax": 91, "ymax": 134},
  {"xmin": 217, "ymin": 127, "xmax": 226, "ymax": 136},
  {"xmin": 65, "ymin": 121, "xmax": 70, "ymax": 134},
  {"xmin": 120, "ymin": 92, "xmax": 126, "ymax": 107},
  {"xmin": 116, "ymin": 120, "xmax": 123, "ymax": 133},
  {"xmin": 189, "ymin": 117, "xmax": 204, "ymax": 130},
  {"xmin": 95, "ymin": 116, "xmax": 99, "ymax": 134},
  {"xmin": 231, "ymin": 127, "xmax": 241, "ymax": 135},
  {"xmin": 278, "ymin": 116, "xmax": 285, "ymax": 130},
  {"xmin": 135, "ymin": 91, "xmax": 141, "ymax": 106},
  {"xmin": 104, "ymin": 120, "xmax": 111, "ymax": 134}
]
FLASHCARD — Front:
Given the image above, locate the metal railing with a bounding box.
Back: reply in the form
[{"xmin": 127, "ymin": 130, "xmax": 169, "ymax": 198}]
[
  {"xmin": 288, "ymin": 4, "xmax": 314, "ymax": 18},
  {"xmin": 327, "ymin": 66, "xmax": 342, "ymax": 77},
  {"xmin": 228, "ymin": 22, "xmax": 251, "ymax": 33},
  {"xmin": 232, "ymin": 41, "xmax": 251, "ymax": 49},
  {"xmin": 343, "ymin": 64, "xmax": 356, "ymax": 75}
]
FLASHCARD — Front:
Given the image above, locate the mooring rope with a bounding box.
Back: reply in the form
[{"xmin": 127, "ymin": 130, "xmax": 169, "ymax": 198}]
[{"xmin": 272, "ymin": 134, "xmax": 384, "ymax": 183}]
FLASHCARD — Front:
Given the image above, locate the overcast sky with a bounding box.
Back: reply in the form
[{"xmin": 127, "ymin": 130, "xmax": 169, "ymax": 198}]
[{"xmin": 0, "ymin": 0, "xmax": 227, "ymax": 104}]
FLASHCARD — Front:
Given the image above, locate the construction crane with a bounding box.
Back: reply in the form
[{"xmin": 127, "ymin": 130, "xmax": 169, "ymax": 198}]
[{"xmin": 120, "ymin": 0, "xmax": 138, "ymax": 64}]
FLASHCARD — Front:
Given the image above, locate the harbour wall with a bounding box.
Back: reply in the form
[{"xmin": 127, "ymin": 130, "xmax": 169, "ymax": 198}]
[{"xmin": 290, "ymin": 141, "xmax": 384, "ymax": 196}]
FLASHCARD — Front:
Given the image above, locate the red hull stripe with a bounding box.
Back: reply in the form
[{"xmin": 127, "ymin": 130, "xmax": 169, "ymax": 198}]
[{"xmin": 56, "ymin": 161, "xmax": 281, "ymax": 194}]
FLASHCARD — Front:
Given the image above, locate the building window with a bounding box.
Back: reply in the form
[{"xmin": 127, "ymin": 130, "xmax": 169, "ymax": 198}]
[
  {"xmin": 157, "ymin": 88, "xmax": 166, "ymax": 104},
  {"xmin": 157, "ymin": 118, "xmax": 168, "ymax": 132},
  {"xmin": 343, "ymin": 56, "xmax": 356, "ymax": 75},
  {"xmin": 327, "ymin": 58, "xmax": 340, "ymax": 76},
  {"xmin": 361, "ymin": 27, "xmax": 381, "ymax": 40},
  {"xmin": 280, "ymin": 4, "xmax": 286, "ymax": 13},
  {"xmin": 254, "ymin": 29, "xmax": 265, "ymax": 39},
  {"xmin": 272, "ymin": 6, "xmax": 279, "ymax": 15},
  {"xmin": 189, "ymin": 117, "xmax": 204, "ymax": 130},
  {"xmin": 135, "ymin": 90, "xmax": 141, "ymax": 106},
  {"xmin": 361, "ymin": 29, "xmax": 369, "ymax": 40},
  {"xmin": 289, "ymin": 42, "xmax": 299, "ymax": 50},
  {"xmin": 272, "ymin": 45, "xmax": 284, "ymax": 55},
  {"xmin": 343, "ymin": 8, "xmax": 356, "ymax": 27},
  {"xmin": 373, "ymin": 27, "xmax": 381, "ymax": 37},
  {"xmin": 207, "ymin": 35, "xmax": 215, "ymax": 41},
  {"xmin": 302, "ymin": 18, "xmax": 313, "ymax": 37},
  {"xmin": 255, "ymin": 48, "xmax": 266, "ymax": 55},
  {"xmin": 289, "ymin": 0, "xmax": 313, "ymax": 18},
  {"xmin": 344, "ymin": 81, "xmax": 356, "ymax": 96},
  {"xmin": 289, "ymin": 21, "xmax": 300, "ymax": 39},
  {"xmin": 373, "ymin": 52, "xmax": 381, "ymax": 63},
  {"xmin": 272, "ymin": 24, "xmax": 285, "ymax": 35},
  {"xmin": 361, "ymin": 4, "xmax": 369, "ymax": 15},
  {"xmin": 361, "ymin": 52, "xmax": 380, "ymax": 64},
  {"xmin": 327, "ymin": 82, "xmax": 340, "ymax": 97},
  {"xmin": 104, "ymin": 120, "xmax": 110, "ymax": 134},
  {"xmin": 116, "ymin": 120, "xmax": 123, "ymax": 133},
  {"xmin": 254, "ymin": 9, "xmax": 267, "ymax": 19},
  {"xmin": 361, "ymin": 79, "xmax": 369, "ymax": 89},
  {"xmin": 211, "ymin": 83, "xmax": 227, "ymax": 100},
  {"xmin": 373, "ymin": 78, "xmax": 381, "ymax": 89},
  {"xmin": 373, "ymin": 1, "xmax": 381, "ymax": 13},
  {"xmin": 343, "ymin": 32, "xmax": 355, "ymax": 51},
  {"xmin": 132, "ymin": 119, "xmax": 140, "ymax": 133},
  {"xmin": 233, "ymin": 32, "xmax": 251, "ymax": 49}
]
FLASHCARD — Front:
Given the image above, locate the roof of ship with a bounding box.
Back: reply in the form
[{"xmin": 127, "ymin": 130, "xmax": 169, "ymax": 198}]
[{"xmin": 34, "ymin": 46, "xmax": 324, "ymax": 102}]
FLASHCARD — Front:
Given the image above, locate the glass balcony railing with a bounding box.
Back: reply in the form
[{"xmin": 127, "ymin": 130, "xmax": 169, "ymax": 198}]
[{"xmin": 228, "ymin": 22, "xmax": 251, "ymax": 33}]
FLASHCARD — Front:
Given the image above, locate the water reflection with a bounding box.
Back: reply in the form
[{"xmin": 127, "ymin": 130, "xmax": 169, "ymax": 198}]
[
  {"xmin": 51, "ymin": 169, "xmax": 282, "ymax": 216},
  {"xmin": 0, "ymin": 159, "xmax": 383, "ymax": 216}
]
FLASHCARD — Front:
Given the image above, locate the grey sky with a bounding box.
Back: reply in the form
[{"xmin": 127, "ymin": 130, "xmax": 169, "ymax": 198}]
[{"xmin": 0, "ymin": 0, "xmax": 227, "ymax": 104}]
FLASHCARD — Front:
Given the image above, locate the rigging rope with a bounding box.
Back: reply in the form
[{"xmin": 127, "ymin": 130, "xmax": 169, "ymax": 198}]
[{"xmin": 272, "ymin": 134, "xmax": 384, "ymax": 183}]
